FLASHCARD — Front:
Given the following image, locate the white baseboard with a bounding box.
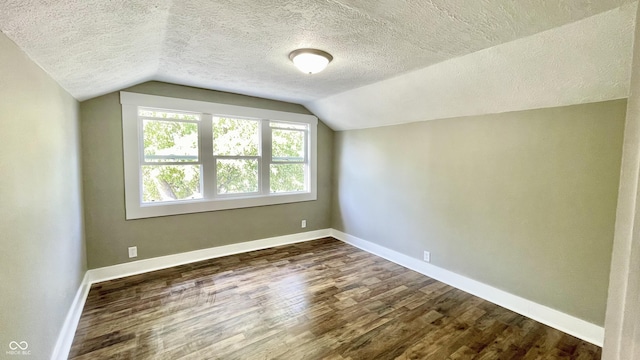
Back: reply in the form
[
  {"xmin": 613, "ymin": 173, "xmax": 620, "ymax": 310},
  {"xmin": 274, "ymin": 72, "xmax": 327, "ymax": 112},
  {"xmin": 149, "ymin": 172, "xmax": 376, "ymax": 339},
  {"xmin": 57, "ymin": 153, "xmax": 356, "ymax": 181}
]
[
  {"xmin": 86, "ymin": 228, "xmax": 332, "ymax": 285},
  {"xmin": 330, "ymin": 229, "xmax": 605, "ymax": 347},
  {"xmin": 52, "ymin": 229, "xmax": 330, "ymax": 360},
  {"xmin": 53, "ymin": 227, "xmax": 603, "ymax": 360},
  {"xmin": 50, "ymin": 272, "xmax": 91, "ymax": 360}
]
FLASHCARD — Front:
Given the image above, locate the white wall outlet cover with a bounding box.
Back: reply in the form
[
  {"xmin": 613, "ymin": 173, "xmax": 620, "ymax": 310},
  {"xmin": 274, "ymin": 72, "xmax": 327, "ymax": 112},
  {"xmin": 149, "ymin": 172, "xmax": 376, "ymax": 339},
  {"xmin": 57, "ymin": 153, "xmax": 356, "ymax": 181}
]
[
  {"xmin": 301, "ymin": 220, "xmax": 307, "ymax": 228},
  {"xmin": 423, "ymin": 251, "xmax": 431, "ymax": 262},
  {"xmin": 128, "ymin": 246, "xmax": 137, "ymax": 258}
]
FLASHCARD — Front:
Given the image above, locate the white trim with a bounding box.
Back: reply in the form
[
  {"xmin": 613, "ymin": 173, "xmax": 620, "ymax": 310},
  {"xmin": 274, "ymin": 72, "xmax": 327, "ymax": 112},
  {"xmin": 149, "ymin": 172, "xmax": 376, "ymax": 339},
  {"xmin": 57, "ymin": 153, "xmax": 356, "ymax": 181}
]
[
  {"xmin": 120, "ymin": 91, "xmax": 318, "ymax": 220},
  {"xmin": 51, "ymin": 228, "xmax": 603, "ymax": 360},
  {"xmin": 51, "ymin": 229, "xmax": 331, "ymax": 359},
  {"xmin": 330, "ymin": 229, "xmax": 605, "ymax": 347},
  {"xmin": 86, "ymin": 229, "xmax": 331, "ymax": 284},
  {"xmin": 603, "ymin": 4, "xmax": 640, "ymax": 358},
  {"xmin": 50, "ymin": 272, "xmax": 91, "ymax": 360},
  {"xmin": 120, "ymin": 92, "xmax": 318, "ymax": 124}
]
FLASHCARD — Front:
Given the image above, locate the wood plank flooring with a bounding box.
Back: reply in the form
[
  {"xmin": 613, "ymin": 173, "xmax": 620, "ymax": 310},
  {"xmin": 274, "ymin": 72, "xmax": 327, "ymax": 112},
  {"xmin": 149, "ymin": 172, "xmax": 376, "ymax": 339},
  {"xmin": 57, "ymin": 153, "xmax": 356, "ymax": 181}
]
[{"xmin": 69, "ymin": 238, "xmax": 602, "ymax": 359}]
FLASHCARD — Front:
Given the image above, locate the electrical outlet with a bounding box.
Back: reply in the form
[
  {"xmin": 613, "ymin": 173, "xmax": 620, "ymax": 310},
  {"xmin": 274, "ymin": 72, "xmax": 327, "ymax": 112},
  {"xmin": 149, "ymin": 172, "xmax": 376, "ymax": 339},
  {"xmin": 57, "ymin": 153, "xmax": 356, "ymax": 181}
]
[
  {"xmin": 128, "ymin": 246, "xmax": 138, "ymax": 258},
  {"xmin": 301, "ymin": 219, "xmax": 307, "ymax": 228},
  {"xmin": 423, "ymin": 251, "xmax": 431, "ymax": 263}
]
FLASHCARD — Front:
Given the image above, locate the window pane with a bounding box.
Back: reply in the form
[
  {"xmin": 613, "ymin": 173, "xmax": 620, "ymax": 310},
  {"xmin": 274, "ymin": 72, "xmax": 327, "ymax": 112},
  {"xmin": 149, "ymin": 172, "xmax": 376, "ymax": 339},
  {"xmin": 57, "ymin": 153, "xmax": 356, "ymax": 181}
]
[
  {"xmin": 270, "ymin": 164, "xmax": 305, "ymax": 193},
  {"xmin": 213, "ymin": 117, "xmax": 259, "ymax": 156},
  {"xmin": 143, "ymin": 120, "xmax": 198, "ymax": 162},
  {"xmin": 139, "ymin": 109, "xmax": 201, "ymax": 121},
  {"xmin": 142, "ymin": 165, "xmax": 201, "ymax": 202},
  {"xmin": 217, "ymin": 159, "xmax": 259, "ymax": 194},
  {"xmin": 272, "ymin": 129, "xmax": 304, "ymax": 162}
]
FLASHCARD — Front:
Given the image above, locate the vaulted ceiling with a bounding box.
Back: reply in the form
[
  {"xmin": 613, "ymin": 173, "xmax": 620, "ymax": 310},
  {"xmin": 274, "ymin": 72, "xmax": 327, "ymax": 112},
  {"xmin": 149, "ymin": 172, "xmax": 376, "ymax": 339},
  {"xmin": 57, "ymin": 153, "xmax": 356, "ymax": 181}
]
[{"xmin": 0, "ymin": 0, "xmax": 635, "ymax": 129}]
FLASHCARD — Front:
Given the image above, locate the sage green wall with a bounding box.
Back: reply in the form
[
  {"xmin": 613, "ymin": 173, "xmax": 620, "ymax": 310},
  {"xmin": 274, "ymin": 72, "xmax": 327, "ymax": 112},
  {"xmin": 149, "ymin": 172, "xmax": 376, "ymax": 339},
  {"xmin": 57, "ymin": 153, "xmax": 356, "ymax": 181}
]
[
  {"xmin": 81, "ymin": 81, "xmax": 333, "ymax": 269},
  {"xmin": 0, "ymin": 32, "xmax": 86, "ymax": 358},
  {"xmin": 332, "ymin": 100, "xmax": 626, "ymax": 325}
]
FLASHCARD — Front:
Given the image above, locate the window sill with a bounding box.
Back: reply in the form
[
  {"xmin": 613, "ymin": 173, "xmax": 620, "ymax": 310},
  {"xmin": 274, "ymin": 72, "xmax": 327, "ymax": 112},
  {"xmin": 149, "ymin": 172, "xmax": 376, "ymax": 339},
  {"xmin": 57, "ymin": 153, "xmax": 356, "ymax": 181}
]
[{"xmin": 126, "ymin": 191, "xmax": 316, "ymax": 220}]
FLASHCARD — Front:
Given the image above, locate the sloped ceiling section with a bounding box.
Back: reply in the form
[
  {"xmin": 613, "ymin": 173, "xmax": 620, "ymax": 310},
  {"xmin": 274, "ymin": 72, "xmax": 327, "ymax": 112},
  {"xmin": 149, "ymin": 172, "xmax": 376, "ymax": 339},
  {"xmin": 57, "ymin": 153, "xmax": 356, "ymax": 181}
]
[
  {"xmin": 307, "ymin": 3, "xmax": 636, "ymax": 130},
  {"xmin": 0, "ymin": 0, "xmax": 635, "ymax": 129},
  {"xmin": 0, "ymin": 0, "xmax": 170, "ymax": 99}
]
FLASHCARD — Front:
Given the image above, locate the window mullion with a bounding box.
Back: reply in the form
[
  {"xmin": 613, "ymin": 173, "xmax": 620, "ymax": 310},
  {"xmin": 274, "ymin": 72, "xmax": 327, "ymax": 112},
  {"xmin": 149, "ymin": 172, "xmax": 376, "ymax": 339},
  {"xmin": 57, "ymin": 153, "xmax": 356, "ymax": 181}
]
[
  {"xmin": 200, "ymin": 113, "xmax": 215, "ymax": 200},
  {"xmin": 261, "ymin": 120, "xmax": 271, "ymax": 195},
  {"xmin": 214, "ymin": 156, "xmax": 261, "ymax": 160}
]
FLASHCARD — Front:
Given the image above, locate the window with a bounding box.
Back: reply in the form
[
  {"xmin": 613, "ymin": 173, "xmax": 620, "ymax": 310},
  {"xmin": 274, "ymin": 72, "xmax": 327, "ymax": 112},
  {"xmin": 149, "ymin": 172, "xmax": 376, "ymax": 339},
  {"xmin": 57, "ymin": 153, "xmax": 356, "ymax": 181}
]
[{"xmin": 121, "ymin": 92, "xmax": 317, "ymax": 219}]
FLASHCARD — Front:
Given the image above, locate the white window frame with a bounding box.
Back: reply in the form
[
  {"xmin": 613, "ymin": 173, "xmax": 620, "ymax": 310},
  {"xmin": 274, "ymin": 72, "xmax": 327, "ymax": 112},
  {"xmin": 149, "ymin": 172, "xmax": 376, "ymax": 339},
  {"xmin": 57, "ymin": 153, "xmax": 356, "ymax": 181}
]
[{"xmin": 121, "ymin": 92, "xmax": 318, "ymax": 220}]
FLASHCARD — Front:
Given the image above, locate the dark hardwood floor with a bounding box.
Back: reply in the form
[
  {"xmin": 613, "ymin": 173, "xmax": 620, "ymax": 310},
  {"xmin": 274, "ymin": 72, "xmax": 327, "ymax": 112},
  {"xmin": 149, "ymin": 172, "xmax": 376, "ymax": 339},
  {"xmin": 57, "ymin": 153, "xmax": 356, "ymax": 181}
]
[{"xmin": 69, "ymin": 237, "xmax": 602, "ymax": 359}]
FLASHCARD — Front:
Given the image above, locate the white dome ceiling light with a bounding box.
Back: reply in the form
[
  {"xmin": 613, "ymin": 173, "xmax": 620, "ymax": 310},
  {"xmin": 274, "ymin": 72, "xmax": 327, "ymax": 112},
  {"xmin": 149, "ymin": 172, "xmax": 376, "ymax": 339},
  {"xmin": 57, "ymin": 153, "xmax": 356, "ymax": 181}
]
[{"xmin": 289, "ymin": 49, "xmax": 333, "ymax": 74}]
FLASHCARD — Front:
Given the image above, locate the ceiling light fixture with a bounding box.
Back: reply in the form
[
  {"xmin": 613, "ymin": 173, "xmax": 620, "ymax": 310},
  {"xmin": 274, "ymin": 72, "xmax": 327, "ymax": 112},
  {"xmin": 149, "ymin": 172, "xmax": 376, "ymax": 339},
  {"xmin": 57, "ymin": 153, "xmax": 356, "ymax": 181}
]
[{"xmin": 289, "ymin": 48, "xmax": 333, "ymax": 74}]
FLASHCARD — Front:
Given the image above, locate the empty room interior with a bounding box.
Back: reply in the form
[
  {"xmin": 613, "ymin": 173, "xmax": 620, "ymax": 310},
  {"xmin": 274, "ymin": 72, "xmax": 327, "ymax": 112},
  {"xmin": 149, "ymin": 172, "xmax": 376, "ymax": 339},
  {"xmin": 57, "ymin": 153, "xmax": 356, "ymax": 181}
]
[{"xmin": 2, "ymin": 1, "xmax": 640, "ymax": 359}]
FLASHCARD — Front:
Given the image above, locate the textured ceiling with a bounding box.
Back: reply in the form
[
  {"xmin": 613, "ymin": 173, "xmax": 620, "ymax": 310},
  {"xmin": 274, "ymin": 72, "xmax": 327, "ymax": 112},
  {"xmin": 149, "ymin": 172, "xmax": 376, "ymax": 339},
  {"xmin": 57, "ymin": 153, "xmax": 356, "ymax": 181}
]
[
  {"xmin": 0, "ymin": 0, "xmax": 635, "ymax": 129},
  {"xmin": 309, "ymin": 3, "xmax": 636, "ymax": 130}
]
